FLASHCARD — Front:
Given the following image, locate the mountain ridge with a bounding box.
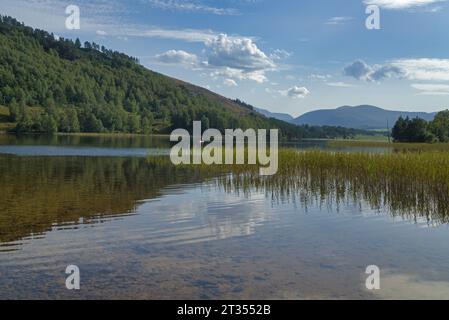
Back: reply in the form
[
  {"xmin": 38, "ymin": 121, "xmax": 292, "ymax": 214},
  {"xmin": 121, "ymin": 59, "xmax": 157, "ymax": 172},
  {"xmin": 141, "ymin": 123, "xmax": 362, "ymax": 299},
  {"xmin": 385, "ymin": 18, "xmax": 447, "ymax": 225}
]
[
  {"xmin": 253, "ymin": 107, "xmax": 295, "ymax": 123},
  {"xmin": 292, "ymin": 105, "xmax": 438, "ymax": 130}
]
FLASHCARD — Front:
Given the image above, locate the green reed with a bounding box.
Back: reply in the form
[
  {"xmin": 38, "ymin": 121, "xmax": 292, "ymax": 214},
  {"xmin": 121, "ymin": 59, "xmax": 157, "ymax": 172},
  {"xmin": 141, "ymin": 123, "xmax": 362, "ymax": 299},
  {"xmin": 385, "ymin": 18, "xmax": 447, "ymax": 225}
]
[
  {"xmin": 149, "ymin": 148, "xmax": 449, "ymax": 225},
  {"xmin": 328, "ymin": 139, "xmax": 449, "ymax": 151}
]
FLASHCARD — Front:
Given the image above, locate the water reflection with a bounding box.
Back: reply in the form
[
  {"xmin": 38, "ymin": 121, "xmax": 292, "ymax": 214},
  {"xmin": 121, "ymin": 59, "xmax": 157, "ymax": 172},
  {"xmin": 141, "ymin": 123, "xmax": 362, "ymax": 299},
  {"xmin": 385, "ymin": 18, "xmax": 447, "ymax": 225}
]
[
  {"xmin": 1, "ymin": 141, "xmax": 449, "ymax": 298},
  {"xmin": 0, "ymin": 133, "xmax": 172, "ymax": 149},
  {"xmin": 1, "ymin": 149, "xmax": 449, "ymax": 252},
  {"xmin": 0, "ymin": 155, "xmax": 205, "ymax": 246}
]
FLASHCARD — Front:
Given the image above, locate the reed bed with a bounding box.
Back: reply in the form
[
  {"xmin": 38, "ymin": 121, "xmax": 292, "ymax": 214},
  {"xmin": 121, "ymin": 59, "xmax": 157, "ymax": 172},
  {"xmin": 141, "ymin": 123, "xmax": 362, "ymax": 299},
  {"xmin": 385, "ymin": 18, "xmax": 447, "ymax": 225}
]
[
  {"xmin": 148, "ymin": 148, "xmax": 449, "ymax": 224},
  {"xmin": 328, "ymin": 139, "xmax": 449, "ymax": 151}
]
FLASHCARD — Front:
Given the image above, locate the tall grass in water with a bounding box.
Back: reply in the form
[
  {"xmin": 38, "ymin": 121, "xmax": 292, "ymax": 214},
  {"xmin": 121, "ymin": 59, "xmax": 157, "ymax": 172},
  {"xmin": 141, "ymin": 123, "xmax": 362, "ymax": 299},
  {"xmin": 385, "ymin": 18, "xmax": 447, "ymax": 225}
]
[
  {"xmin": 328, "ymin": 139, "xmax": 449, "ymax": 151},
  {"xmin": 149, "ymin": 149, "xmax": 449, "ymax": 224},
  {"xmin": 229, "ymin": 150, "xmax": 449, "ymax": 224}
]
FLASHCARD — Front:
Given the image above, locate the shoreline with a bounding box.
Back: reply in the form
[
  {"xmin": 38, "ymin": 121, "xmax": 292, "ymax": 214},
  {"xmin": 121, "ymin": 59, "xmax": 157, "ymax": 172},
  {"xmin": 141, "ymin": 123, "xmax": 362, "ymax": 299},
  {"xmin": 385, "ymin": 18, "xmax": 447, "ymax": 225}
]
[{"xmin": 0, "ymin": 131, "xmax": 172, "ymax": 138}]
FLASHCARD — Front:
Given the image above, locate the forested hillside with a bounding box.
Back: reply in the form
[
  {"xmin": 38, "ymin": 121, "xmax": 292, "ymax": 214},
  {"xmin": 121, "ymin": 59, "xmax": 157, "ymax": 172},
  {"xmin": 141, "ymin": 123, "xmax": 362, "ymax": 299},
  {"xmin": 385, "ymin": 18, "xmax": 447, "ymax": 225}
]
[{"xmin": 0, "ymin": 15, "xmax": 373, "ymax": 140}]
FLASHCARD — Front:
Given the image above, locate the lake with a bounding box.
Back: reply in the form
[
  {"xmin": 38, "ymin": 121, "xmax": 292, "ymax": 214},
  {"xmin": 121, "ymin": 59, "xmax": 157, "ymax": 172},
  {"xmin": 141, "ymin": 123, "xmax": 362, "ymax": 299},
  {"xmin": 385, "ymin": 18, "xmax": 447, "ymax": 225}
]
[{"xmin": 1, "ymin": 134, "xmax": 449, "ymax": 299}]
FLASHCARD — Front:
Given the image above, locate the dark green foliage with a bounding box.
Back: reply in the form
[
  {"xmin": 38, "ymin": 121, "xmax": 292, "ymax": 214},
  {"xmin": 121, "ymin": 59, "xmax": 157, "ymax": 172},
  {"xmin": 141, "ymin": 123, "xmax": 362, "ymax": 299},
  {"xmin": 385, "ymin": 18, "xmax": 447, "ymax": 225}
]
[
  {"xmin": 429, "ymin": 110, "xmax": 449, "ymax": 143},
  {"xmin": 392, "ymin": 112, "xmax": 449, "ymax": 143}
]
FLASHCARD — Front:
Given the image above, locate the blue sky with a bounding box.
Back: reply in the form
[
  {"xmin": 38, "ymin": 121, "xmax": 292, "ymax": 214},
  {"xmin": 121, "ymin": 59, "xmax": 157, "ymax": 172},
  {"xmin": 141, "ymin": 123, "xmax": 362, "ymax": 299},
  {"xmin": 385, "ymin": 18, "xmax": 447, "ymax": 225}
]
[{"xmin": 1, "ymin": 0, "xmax": 449, "ymax": 116}]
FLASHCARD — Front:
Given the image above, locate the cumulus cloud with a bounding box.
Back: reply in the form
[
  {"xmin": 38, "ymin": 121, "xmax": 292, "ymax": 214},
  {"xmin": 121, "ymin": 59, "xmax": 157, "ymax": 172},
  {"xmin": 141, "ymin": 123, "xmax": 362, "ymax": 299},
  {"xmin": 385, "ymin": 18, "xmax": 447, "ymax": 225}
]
[
  {"xmin": 223, "ymin": 79, "xmax": 238, "ymax": 87},
  {"xmin": 205, "ymin": 34, "xmax": 276, "ymax": 83},
  {"xmin": 363, "ymin": 0, "xmax": 446, "ymax": 10},
  {"xmin": 206, "ymin": 34, "xmax": 275, "ymax": 72},
  {"xmin": 155, "ymin": 50, "xmax": 198, "ymax": 66},
  {"xmin": 280, "ymin": 86, "xmax": 310, "ymax": 98},
  {"xmin": 344, "ymin": 60, "xmax": 374, "ymax": 81},
  {"xmin": 150, "ymin": 32, "xmax": 280, "ymax": 83},
  {"xmin": 344, "ymin": 60, "xmax": 405, "ymax": 81},
  {"xmin": 119, "ymin": 28, "xmax": 280, "ymax": 83}
]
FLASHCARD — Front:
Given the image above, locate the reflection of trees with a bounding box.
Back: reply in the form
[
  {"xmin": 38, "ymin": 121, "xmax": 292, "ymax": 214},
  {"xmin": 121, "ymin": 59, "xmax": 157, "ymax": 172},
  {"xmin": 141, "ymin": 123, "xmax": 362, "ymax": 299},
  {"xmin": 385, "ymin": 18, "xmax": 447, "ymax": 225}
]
[{"xmin": 0, "ymin": 134, "xmax": 172, "ymax": 149}]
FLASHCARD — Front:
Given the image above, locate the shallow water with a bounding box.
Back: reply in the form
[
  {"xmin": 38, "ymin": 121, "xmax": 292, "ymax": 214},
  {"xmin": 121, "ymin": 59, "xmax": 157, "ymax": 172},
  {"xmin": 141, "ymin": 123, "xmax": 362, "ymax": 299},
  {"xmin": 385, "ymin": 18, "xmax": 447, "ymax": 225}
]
[{"xmin": 0, "ymin": 134, "xmax": 448, "ymax": 299}]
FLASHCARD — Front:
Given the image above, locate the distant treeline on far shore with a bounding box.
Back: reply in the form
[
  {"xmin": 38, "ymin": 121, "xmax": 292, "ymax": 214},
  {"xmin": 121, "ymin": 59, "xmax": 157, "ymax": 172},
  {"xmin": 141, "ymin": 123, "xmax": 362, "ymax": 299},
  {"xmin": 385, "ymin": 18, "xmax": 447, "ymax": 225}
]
[{"xmin": 392, "ymin": 110, "xmax": 449, "ymax": 143}]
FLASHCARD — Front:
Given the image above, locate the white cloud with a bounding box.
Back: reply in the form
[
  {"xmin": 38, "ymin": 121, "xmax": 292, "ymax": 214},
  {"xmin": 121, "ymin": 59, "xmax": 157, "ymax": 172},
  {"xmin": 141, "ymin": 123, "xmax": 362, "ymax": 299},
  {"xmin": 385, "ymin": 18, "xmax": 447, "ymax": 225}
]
[
  {"xmin": 411, "ymin": 83, "xmax": 449, "ymax": 95},
  {"xmin": 326, "ymin": 82, "xmax": 357, "ymax": 88},
  {"xmin": 205, "ymin": 34, "xmax": 276, "ymax": 83},
  {"xmin": 270, "ymin": 49, "xmax": 292, "ymax": 60},
  {"xmin": 223, "ymin": 79, "xmax": 238, "ymax": 87},
  {"xmin": 206, "ymin": 34, "xmax": 275, "ymax": 72},
  {"xmin": 325, "ymin": 16, "xmax": 353, "ymax": 25},
  {"xmin": 124, "ymin": 27, "xmax": 219, "ymax": 42},
  {"xmin": 363, "ymin": 0, "xmax": 446, "ymax": 10},
  {"xmin": 391, "ymin": 59, "xmax": 449, "ymax": 81},
  {"xmin": 211, "ymin": 68, "xmax": 267, "ymax": 83},
  {"xmin": 96, "ymin": 30, "xmax": 108, "ymax": 36},
  {"xmin": 121, "ymin": 29, "xmax": 274, "ymax": 83},
  {"xmin": 148, "ymin": 0, "xmax": 239, "ymax": 15},
  {"xmin": 345, "ymin": 58, "xmax": 449, "ymax": 82},
  {"xmin": 280, "ymin": 86, "xmax": 310, "ymax": 98},
  {"xmin": 155, "ymin": 50, "xmax": 198, "ymax": 66}
]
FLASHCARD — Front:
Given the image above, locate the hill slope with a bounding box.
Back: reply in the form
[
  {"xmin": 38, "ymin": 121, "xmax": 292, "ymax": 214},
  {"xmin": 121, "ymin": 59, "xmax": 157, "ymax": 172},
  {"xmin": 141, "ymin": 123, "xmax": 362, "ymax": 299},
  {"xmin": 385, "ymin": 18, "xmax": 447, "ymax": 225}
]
[{"xmin": 294, "ymin": 105, "xmax": 438, "ymax": 130}]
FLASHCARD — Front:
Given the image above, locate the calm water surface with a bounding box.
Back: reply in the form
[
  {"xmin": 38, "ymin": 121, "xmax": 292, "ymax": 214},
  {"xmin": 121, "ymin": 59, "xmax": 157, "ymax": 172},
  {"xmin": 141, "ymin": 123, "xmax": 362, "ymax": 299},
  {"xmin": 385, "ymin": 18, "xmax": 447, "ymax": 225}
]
[{"xmin": 0, "ymin": 134, "xmax": 448, "ymax": 299}]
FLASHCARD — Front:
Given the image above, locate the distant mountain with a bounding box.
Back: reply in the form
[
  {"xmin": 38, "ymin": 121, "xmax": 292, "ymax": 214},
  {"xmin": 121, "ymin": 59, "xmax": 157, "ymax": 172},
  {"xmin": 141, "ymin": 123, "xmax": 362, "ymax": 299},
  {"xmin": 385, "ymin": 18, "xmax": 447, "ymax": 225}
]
[
  {"xmin": 254, "ymin": 107, "xmax": 295, "ymax": 123},
  {"xmin": 294, "ymin": 105, "xmax": 438, "ymax": 130}
]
